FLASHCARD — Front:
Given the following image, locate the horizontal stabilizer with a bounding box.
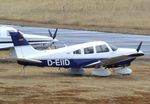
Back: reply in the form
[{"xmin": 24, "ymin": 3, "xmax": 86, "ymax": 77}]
[
  {"xmin": 17, "ymin": 58, "xmax": 42, "ymax": 63},
  {"xmin": 0, "ymin": 58, "xmax": 41, "ymax": 64}
]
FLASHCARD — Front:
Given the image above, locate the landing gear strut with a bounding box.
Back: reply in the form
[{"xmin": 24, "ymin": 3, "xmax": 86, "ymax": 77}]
[{"xmin": 68, "ymin": 68, "xmax": 84, "ymax": 76}]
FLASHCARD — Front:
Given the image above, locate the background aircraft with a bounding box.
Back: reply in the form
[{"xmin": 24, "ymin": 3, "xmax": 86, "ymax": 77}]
[
  {"xmin": 8, "ymin": 31, "xmax": 144, "ymax": 76},
  {"xmin": 0, "ymin": 26, "xmax": 58, "ymax": 49}
]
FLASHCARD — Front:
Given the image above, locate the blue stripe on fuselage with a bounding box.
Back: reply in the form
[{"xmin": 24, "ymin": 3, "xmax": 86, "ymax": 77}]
[
  {"xmin": 18, "ymin": 59, "xmax": 103, "ymax": 68},
  {"xmin": 43, "ymin": 59, "xmax": 102, "ymax": 68},
  {"xmin": 17, "ymin": 58, "xmax": 135, "ymax": 68}
]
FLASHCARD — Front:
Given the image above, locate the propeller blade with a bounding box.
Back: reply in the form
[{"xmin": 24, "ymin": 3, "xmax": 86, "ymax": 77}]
[
  {"xmin": 47, "ymin": 28, "xmax": 58, "ymax": 49},
  {"xmin": 136, "ymin": 41, "xmax": 143, "ymax": 52},
  {"xmin": 48, "ymin": 29, "xmax": 53, "ymax": 37},
  {"xmin": 53, "ymin": 28, "xmax": 58, "ymax": 39}
]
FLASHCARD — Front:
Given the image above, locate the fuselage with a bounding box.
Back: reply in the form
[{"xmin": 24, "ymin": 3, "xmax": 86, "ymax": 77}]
[
  {"xmin": 17, "ymin": 41, "xmax": 143, "ymax": 68},
  {"xmin": 0, "ymin": 26, "xmax": 53, "ymax": 49}
]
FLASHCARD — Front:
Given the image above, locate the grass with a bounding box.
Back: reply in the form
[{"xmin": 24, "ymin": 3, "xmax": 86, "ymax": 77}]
[
  {"xmin": 0, "ymin": 50, "xmax": 149, "ymax": 104},
  {"xmin": 0, "ymin": 0, "xmax": 150, "ymax": 34},
  {"xmin": 0, "ymin": 62, "xmax": 149, "ymax": 104}
]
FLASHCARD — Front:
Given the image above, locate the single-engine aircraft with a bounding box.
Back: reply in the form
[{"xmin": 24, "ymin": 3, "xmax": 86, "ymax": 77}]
[
  {"xmin": 0, "ymin": 26, "xmax": 58, "ymax": 49},
  {"xmin": 8, "ymin": 31, "xmax": 144, "ymax": 76}
]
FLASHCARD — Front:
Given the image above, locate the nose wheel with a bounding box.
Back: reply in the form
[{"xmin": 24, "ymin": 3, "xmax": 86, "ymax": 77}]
[{"xmin": 115, "ymin": 67, "xmax": 132, "ymax": 75}]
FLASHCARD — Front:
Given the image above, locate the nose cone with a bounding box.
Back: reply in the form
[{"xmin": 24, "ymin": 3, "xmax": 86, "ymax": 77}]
[
  {"xmin": 116, "ymin": 48, "xmax": 144, "ymax": 57},
  {"xmin": 53, "ymin": 38, "xmax": 58, "ymax": 42},
  {"xmin": 129, "ymin": 50, "xmax": 144, "ymax": 57}
]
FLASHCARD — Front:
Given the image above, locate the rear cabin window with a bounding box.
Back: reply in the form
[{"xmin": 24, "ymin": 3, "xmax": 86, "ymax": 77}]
[
  {"xmin": 84, "ymin": 46, "xmax": 94, "ymax": 54},
  {"xmin": 96, "ymin": 45, "xmax": 109, "ymax": 53},
  {"xmin": 73, "ymin": 49, "xmax": 81, "ymax": 54}
]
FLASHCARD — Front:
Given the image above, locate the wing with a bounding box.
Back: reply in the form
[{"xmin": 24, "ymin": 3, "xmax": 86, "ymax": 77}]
[
  {"xmin": 100, "ymin": 55, "xmax": 135, "ymax": 68},
  {"xmin": 85, "ymin": 54, "xmax": 142, "ymax": 68}
]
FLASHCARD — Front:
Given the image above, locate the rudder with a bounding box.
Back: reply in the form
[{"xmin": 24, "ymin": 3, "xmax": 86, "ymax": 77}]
[{"xmin": 9, "ymin": 31, "xmax": 38, "ymax": 58}]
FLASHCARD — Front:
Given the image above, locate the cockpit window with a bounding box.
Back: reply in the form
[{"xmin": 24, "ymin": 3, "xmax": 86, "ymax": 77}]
[
  {"xmin": 84, "ymin": 46, "xmax": 94, "ymax": 54},
  {"xmin": 96, "ymin": 45, "xmax": 109, "ymax": 53},
  {"xmin": 73, "ymin": 49, "xmax": 81, "ymax": 54},
  {"xmin": 109, "ymin": 44, "xmax": 118, "ymax": 51}
]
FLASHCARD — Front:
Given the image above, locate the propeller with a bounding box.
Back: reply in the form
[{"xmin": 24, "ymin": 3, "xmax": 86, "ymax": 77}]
[
  {"xmin": 48, "ymin": 29, "xmax": 53, "ymax": 37},
  {"xmin": 136, "ymin": 41, "xmax": 143, "ymax": 52},
  {"xmin": 48, "ymin": 28, "xmax": 58, "ymax": 39},
  {"xmin": 48, "ymin": 28, "xmax": 58, "ymax": 49},
  {"xmin": 53, "ymin": 28, "xmax": 58, "ymax": 39}
]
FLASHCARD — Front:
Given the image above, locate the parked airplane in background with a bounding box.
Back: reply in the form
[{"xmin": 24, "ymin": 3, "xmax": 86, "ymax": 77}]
[
  {"xmin": 8, "ymin": 31, "xmax": 144, "ymax": 76},
  {"xmin": 0, "ymin": 26, "xmax": 58, "ymax": 49}
]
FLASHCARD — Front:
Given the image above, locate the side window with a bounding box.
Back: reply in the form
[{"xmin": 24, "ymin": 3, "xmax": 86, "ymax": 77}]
[
  {"xmin": 84, "ymin": 46, "xmax": 94, "ymax": 54},
  {"xmin": 96, "ymin": 45, "xmax": 109, "ymax": 53},
  {"xmin": 96, "ymin": 45, "xmax": 103, "ymax": 53},
  {"xmin": 73, "ymin": 49, "xmax": 81, "ymax": 54}
]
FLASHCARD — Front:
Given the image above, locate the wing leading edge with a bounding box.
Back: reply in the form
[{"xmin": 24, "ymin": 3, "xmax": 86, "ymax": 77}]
[{"xmin": 85, "ymin": 53, "xmax": 144, "ymax": 68}]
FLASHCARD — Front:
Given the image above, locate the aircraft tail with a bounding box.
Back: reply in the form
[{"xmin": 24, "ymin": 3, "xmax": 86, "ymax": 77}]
[{"xmin": 9, "ymin": 31, "xmax": 38, "ymax": 58}]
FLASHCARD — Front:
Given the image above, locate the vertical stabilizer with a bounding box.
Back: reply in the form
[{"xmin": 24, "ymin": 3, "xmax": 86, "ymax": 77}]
[{"xmin": 9, "ymin": 31, "xmax": 38, "ymax": 58}]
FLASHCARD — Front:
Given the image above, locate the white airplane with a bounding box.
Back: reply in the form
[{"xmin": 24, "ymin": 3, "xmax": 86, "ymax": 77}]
[
  {"xmin": 0, "ymin": 26, "xmax": 58, "ymax": 49},
  {"xmin": 8, "ymin": 31, "xmax": 144, "ymax": 76}
]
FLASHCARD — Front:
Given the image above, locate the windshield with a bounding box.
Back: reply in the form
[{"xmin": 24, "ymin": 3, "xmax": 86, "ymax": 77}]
[{"xmin": 109, "ymin": 44, "xmax": 118, "ymax": 51}]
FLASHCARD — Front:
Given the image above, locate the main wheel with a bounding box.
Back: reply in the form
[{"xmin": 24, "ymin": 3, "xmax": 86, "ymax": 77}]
[{"xmin": 92, "ymin": 67, "xmax": 111, "ymax": 77}]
